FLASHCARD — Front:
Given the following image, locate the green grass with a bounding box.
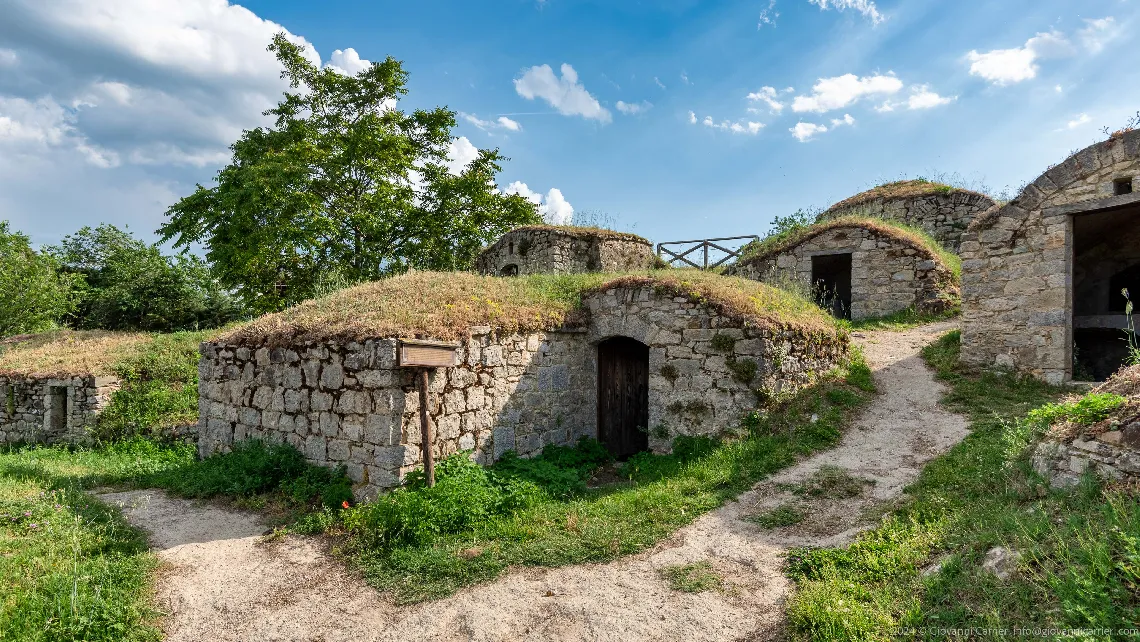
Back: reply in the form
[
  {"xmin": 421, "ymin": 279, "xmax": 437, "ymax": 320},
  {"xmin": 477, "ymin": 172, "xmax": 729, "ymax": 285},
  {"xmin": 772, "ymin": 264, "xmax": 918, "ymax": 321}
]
[
  {"xmin": 752, "ymin": 502, "xmax": 807, "ymax": 528},
  {"xmin": 844, "ymin": 307, "xmax": 960, "ymax": 332},
  {"xmin": 332, "ymin": 352, "xmax": 876, "ymax": 604},
  {"xmin": 784, "ymin": 330, "xmax": 1140, "ymax": 641},
  {"xmin": 659, "ymin": 561, "xmax": 725, "ymax": 593},
  {"xmin": 787, "ymin": 465, "xmax": 874, "ymax": 499}
]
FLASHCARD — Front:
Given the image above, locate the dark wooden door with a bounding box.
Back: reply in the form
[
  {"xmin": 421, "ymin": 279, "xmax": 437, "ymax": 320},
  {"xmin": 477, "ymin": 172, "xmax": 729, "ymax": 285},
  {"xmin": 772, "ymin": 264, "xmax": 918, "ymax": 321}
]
[{"xmin": 597, "ymin": 337, "xmax": 649, "ymax": 459}]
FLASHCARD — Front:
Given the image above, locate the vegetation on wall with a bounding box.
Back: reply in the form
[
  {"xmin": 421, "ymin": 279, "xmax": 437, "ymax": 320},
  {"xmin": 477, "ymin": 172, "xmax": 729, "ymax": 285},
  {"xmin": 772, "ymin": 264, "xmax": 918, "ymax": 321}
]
[{"xmin": 159, "ymin": 34, "xmax": 540, "ymax": 314}]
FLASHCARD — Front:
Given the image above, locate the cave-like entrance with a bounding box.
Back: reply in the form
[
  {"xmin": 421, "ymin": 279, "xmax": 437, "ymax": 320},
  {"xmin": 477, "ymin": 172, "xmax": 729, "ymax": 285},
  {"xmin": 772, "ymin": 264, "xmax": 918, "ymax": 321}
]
[
  {"xmin": 1072, "ymin": 203, "xmax": 1140, "ymax": 381},
  {"xmin": 596, "ymin": 336, "xmax": 649, "ymax": 459},
  {"xmin": 811, "ymin": 253, "xmax": 853, "ymax": 320}
]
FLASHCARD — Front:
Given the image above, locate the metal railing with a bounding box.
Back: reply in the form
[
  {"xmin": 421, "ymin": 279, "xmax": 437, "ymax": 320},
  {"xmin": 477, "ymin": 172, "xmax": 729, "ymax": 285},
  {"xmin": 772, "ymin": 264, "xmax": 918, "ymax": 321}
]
[{"xmin": 656, "ymin": 235, "xmax": 759, "ymax": 269}]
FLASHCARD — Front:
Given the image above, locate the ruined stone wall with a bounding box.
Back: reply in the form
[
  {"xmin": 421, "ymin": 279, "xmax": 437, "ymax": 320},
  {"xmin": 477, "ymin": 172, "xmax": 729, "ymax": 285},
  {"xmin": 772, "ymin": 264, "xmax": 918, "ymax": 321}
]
[
  {"xmin": 583, "ymin": 286, "xmax": 848, "ymax": 451},
  {"xmin": 475, "ymin": 228, "xmax": 654, "ymax": 276},
  {"xmin": 1032, "ymin": 431, "xmax": 1140, "ymax": 488},
  {"xmin": 0, "ymin": 375, "xmax": 119, "ymax": 444},
  {"xmin": 729, "ymin": 227, "xmax": 958, "ymax": 320},
  {"xmin": 960, "ymin": 130, "xmax": 1140, "ymax": 383},
  {"xmin": 197, "ymin": 330, "xmax": 597, "ymax": 497},
  {"xmin": 822, "ymin": 190, "xmax": 994, "ymax": 252}
]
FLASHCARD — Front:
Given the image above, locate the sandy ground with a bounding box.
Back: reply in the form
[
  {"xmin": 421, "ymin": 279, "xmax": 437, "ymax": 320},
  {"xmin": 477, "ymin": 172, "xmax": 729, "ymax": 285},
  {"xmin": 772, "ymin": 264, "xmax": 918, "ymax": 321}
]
[{"xmin": 99, "ymin": 321, "xmax": 966, "ymax": 642}]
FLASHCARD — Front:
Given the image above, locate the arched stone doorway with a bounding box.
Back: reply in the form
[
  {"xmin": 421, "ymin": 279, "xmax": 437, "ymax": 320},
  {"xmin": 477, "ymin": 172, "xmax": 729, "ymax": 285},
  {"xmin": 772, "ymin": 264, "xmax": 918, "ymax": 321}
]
[{"xmin": 596, "ymin": 336, "xmax": 649, "ymax": 459}]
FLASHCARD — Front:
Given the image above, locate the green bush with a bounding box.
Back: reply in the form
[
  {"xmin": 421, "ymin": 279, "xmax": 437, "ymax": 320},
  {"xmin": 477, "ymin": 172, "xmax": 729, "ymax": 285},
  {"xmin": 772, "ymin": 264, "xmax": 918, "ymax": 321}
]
[{"xmin": 1025, "ymin": 393, "xmax": 1126, "ymax": 427}]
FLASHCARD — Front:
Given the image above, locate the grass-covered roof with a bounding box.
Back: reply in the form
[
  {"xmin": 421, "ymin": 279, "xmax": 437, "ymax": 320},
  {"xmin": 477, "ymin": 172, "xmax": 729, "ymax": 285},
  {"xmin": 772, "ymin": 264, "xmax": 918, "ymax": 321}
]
[
  {"xmin": 736, "ymin": 215, "xmax": 962, "ymax": 279},
  {"xmin": 825, "ymin": 179, "xmax": 989, "ymax": 214},
  {"xmin": 497, "ymin": 225, "xmax": 651, "ymax": 245},
  {"xmin": 0, "ymin": 331, "xmax": 152, "ymax": 378},
  {"xmin": 217, "ymin": 270, "xmax": 841, "ymax": 347}
]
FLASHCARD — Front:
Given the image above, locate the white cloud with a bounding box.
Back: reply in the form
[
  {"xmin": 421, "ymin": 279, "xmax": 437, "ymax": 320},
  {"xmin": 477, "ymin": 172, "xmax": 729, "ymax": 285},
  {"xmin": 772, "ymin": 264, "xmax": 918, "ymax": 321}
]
[
  {"xmin": 792, "ymin": 73, "xmax": 902, "ymax": 113},
  {"xmin": 790, "ymin": 121, "xmax": 828, "ymax": 142},
  {"xmin": 460, "ymin": 112, "xmax": 522, "ymax": 133},
  {"xmin": 514, "ymin": 63, "xmax": 611, "ymax": 122},
  {"xmin": 829, "ymin": 113, "xmax": 855, "ymax": 127},
  {"xmin": 445, "ymin": 136, "xmax": 480, "ymax": 175},
  {"xmin": 746, "ymin": 86, "xmax": 785, "ymax": 113},
  {"xmin": 808, "ymin": 0, "xmax": 884, "ymax": 24},
  {"xmin": 680, "ymin": 72, "xmax": 690, "ymax": 85},
  {"xmin": 877, "ymin": 85, "xmax": 956, "ymax": 112},
  {"xmin": 616, "ymin": 100, "xmax": 652, "ymax": 115},
  {"xmin": 1065, "ymin": 113, "xmax": 1092, "ymax": 130},
  {"xmin": 695, "ymin": 115, "xmax": 764, "ymax": 135},
  {"xmin": 757, "ymin": 0, "xmax": 779, "ymax": 28},
  {"xmin": 654, "ymin": 77, "xmax": 666, "ymax": 90},
  {"xmin": 0, "ymin": 49, "xmax": 17, "ymax": 66},
  {"xmin": 505, "ymin": 181, "xmax": 574, "ymax": 225},
  {"xmin": 325, "ymin": 48, "xmax": 370, "ymax": 75},
  {"xmin": 1078, "ymin": 17, "xmax": 1118, "ymax": 53},
  {"xmin": 497, "ymin": 116, "xmax": 521, "ymax": 131}
]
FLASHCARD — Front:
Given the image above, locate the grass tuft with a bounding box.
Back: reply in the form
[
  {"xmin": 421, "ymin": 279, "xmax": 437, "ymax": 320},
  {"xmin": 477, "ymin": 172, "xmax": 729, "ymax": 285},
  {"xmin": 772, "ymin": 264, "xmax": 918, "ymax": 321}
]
[
  {"xmin": 751, "ymin": 502, "xmax": 806, "ymax": 528},
  {"xmin": 659, "ymin": 561, "xmax": 725, "ymax": 593}
]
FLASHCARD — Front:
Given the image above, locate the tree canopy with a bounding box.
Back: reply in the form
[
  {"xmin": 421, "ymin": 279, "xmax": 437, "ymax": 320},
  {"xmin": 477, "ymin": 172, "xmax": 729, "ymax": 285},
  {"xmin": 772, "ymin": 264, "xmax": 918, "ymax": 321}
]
[
  {"xmin": 160, "ymin": 34, "xmax": 540, "ymax": 313},
  {"xmin": 0, "ymin": 222, "xmax": 75, "ymax": 337}
]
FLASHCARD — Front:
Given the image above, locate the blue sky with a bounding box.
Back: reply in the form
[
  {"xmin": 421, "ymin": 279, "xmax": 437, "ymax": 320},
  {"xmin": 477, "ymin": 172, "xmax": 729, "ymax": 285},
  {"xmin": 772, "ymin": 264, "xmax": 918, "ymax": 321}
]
[{"xmin": 0, "ymin": 0, "xmax": 1136, "ymax": 249}]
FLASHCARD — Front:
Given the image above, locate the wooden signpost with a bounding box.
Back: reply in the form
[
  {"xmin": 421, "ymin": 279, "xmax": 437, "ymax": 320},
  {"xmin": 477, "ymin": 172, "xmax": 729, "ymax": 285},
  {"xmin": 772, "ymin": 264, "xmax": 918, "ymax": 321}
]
[{"xmin": 397, "ymin": 339, "xmax": 460, "ymax": 487}]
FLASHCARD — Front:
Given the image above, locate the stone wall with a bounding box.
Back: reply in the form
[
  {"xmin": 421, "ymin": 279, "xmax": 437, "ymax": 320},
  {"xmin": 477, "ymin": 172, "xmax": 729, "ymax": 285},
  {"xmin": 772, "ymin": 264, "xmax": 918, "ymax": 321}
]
[
  {"xmin": 475, "ymin": 227, "xmax": 654, "ymax": 276},
  {"xmin": 728, "ymin": 225, "xmax": 958, "ymax": 321},
  {"xmin": 197, "ymin": 285, "xmax": 848, "ymax": 497},
  {"xmin": 1031, "ymin": 430, "xmax": 1140, "ymax": 488},
  {"xmin": 0, "ymin": 375, "xmax": 119, "ymax": 444},
  {"xmin": 822, "ymin": 189, "xmax": 994, "ymax": 252},
  {"xmin": 960, "ymin": 130, "xmax": 1140, "ymax": 383}
]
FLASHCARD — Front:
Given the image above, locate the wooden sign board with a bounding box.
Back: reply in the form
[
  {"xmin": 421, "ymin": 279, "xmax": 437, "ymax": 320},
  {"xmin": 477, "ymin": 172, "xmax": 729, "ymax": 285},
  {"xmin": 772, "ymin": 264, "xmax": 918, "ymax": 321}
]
[{"xmin": 398, "ymin": 339, "xmax": 460, "ymax": 368}]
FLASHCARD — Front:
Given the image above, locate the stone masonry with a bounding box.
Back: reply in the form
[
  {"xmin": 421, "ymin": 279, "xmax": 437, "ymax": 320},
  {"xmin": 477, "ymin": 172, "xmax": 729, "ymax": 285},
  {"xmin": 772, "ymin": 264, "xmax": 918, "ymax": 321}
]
[
  {"xmin": 197, "ymin": 283, "xmax": 848, "ymax": 497},
  {"xmin": 728, "ymin": 224, "xmax": 959, "ymax": 321},
  {"xmin": 1031, "ymin": 429, "xmax": 1140, "ymax": 488},
  {"xmin": 476, "ymin": 226, "xmax": 655, "ymax": 276},
  {"xmin": 821, "ymin": 185, "xmax": 995, "ymax": 252},
  {"xmin": 0, "ymin": 375, "xmax": 120, "ymax": 444},
  {"xmin": 960, "ymin": 129, "xmax": 1140, "ymax": 383}
]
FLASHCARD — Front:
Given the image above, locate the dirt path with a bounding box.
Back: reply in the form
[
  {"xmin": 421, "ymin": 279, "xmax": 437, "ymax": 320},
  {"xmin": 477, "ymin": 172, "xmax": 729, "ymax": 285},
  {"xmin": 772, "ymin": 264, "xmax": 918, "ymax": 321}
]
[{"xmin": 100, "ymin": 322, "xmax": 965, "ymax": 642}]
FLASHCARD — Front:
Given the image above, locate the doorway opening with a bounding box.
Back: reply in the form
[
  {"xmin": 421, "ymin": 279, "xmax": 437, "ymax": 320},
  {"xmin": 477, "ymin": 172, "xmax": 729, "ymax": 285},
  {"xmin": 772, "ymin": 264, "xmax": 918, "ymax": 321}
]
[
  {"xmin": 811, "ymin": 253, "xmax": 853, "ymax": 320},
  {"xmin": 47, "ymin": 386, "xmax": 68, "ymax": 436},
  {"xmin": 597, "ymin": 337, "xmax": 649, "ymax": 459},
  {"xmin": 1072, "ymin": 204, "xmax": 1140, "ymax": 380}
]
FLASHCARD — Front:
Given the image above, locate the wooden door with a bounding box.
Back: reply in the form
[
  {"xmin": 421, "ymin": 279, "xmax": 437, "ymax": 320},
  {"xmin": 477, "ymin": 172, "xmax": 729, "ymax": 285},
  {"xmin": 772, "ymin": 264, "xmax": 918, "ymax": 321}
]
[{"xmin": 597, "ymin": 337, "xmax": 649, "ymax": 459}]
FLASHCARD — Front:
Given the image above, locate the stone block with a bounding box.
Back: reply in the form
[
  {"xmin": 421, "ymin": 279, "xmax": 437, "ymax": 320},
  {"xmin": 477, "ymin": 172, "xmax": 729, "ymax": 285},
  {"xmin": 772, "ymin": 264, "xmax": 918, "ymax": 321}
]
[{"xmin": 321, "ymin": 364, "xmax": 344, "ymax": 390}]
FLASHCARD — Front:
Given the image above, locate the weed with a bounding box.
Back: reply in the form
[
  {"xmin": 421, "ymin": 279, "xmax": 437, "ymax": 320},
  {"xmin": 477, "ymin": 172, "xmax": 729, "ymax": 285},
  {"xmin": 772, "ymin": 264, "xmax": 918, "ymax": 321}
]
[
  {"xmin": 710, "ymin": 334, "xmax": 737, "ymax": 352},
  {"xmin": 787, "ymin": 465, "xmax": 873, "ymax": 499},
  {"xmin": 659, "ymin": 364, "xmax": 678, "ymax": 381},
  {"xmin": 659, "ymin": 561, "xmax": 724, "ymax": 593},
  {"xmin": 727, "ymin": 357, "xmax": 758, "ymax": 383},
  {"xmin": 752, "ymin": 502, "xmax": 806, "ymax": 528}
]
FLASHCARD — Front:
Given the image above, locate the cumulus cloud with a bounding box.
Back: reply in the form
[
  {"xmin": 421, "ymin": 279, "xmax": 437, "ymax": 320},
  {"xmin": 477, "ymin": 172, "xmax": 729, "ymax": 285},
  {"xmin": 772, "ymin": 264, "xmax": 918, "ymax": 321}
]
[
  {"xmin": 445, "ymin": 136, "xmax": 480, "ymax": 175},
  {"xmin": 965, "ymin": 20, "xmax": 1113, "ymax": 86},
  {"xmin": 792, "ymin": 73, "xmax": 902, "ymax": 113},
  {"xmin": 615, "ymin": 100, "xmax": 652, "ymax": 115},
  {"xmin": 790, "ymin": 121, "xmax": 828, "ymax": 142},
  {"xmin": 505, "ymin": 181, "xmax": 574, "ymax": 225},
  {"xmin": 1065, "ymin": 113, "xmax": 1092, "ymax": 130},
  {"xmin": 876, "ymin": 85, "xmax": 955, "ymax": 112},
  {"xmin": 325, "ymin": 48, "xmax": 370, "ymax": 75},
  {"xmin": 514, "ymin": 63, "xmax": 611, "ymax": 122},
  {"xmin": 460, "ymin": 112, "xmax": 522, "ymax": 133},
  {"xmin": 497, "ymin": 116, "xmax": 521, "ymax": 131},
  {"xmin": 694, "ymin": 114, "xmax": 764, "ymax": 135},
  {"xmin": 829, "ymin": 113, "xmax": 855, "ymax": 127},
  {"xmin": 808, "ymin": 0, "xmax": 884, "ymax": 24},
  {"xmin": 746, "ymin": 86, "xmax": 786, "ymax": 113}
]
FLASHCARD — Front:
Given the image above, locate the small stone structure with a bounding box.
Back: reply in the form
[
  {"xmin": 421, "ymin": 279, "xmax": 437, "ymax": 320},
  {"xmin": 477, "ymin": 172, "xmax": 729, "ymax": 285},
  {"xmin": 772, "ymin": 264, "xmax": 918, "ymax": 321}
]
[
  {"xmin": 475, "ymin": 225, "xmax": 655, "ymax": 276},
  {"xmin": 0, "ymin": 375, "xmax": 119, "ymax": 444},
  {"xmin": 727, "ymin": 221, "xmax": 959, "ymax": 321},
  {"xmin": 960, "ymin": 130, "xmax": 1140, "ymax": 383},
  {"xmin": 820, "ymin": 181, "xmax": 995, "ymax": 252},
  {"xmin": 198, "ymin": 278, "xmax": 847, "ymax": 497},
  {"xmin": 1031, "ymin": 432, "xmax": 1140, "ymax": 488}
]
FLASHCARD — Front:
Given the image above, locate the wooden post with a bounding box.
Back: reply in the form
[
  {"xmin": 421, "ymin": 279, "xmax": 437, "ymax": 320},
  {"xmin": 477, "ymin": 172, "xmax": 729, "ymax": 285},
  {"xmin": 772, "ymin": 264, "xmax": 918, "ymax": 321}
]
[{"xmin": 417, "ymin": 368, "xmax": 435, "ymax": 487}]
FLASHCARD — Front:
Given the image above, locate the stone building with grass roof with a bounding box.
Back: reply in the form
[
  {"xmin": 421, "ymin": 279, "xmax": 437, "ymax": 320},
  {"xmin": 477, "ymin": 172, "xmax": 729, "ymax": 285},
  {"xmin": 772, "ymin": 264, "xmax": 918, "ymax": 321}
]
[
  {"xmin": 196, "ymin": 270, "xmax": 848, "ymax": 497},
  {"xmin": 961, "ymin": 129, "xmax": 1140, "ymax": 383},
  {"xmin": 475, "ymin": 225, "xmax": 656, "ymax": 276},
  {"xmin": 819, "ymin": 180, "xmax": 996, "ymax": 252},
  {"xmin": 726, "ymin": 217, "xmax": 960, "ymax": 321},
  {"xmin": 0, "ymin": 331, "xmax": 142, "ymax": 444}
]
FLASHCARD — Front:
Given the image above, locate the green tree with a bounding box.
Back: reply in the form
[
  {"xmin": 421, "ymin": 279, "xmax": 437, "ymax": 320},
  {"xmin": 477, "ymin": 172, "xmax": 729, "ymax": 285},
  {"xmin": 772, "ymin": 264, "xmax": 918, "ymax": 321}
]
[
  {"xmin": 160, "ymin": 34, "xmax": 540, "ymax": 313},
  {"xmin": 49, "ymin": 224, "xmax": 245, "ymax": 332},
  {"xmin": 0, "ymin": 221, "xmax": 75, "ymax": 337}
]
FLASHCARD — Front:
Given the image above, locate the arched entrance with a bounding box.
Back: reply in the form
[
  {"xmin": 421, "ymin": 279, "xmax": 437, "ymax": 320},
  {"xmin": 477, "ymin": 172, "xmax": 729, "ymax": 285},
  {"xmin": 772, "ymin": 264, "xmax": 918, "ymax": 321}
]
[{"xmin": 597, "ymin": 336, "xmax": 649, "ymax": 459}]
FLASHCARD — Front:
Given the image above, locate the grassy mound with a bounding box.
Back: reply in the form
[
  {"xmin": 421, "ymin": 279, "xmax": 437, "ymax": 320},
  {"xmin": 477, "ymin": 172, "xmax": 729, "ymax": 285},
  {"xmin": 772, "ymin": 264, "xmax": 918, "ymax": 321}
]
[
  {"xmin": 217, "ymin": 269, "xmax": 843, "ymax": 347},
  {"xmin": 0, "ymin": 330, "xmax": 152, "ymax": 377},
  {"xmin": 824, "ymin": 179, "xmax": 987, "ymax": 214},
  {"xmin": 496, "ymin": 224, "xmax": 650, "ymax": 245},
  {"xmin": 737, "ymin": 216, "xmax": 962, "ymax": 280}
]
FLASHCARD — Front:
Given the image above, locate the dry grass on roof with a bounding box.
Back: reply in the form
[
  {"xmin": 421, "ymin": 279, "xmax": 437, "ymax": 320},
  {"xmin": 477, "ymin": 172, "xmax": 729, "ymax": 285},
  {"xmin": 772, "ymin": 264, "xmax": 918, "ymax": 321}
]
[
  {"xmin": 825, "ymin": 179, "xmax": 982, "ymax": 213},
  {"xmin": 737, "ymin": 215, "xmax": 961, "ymax": 279},
  {"xmin": 0, "ymin": 330, "xmax": 151, "ymax": 378},
  {"xmin": 219, "ymin": 269, "xmax": 841, "ymax": 347},
  {"xmin": 507, "ymin": 224, "xmax": 651, "ymax": 244}
]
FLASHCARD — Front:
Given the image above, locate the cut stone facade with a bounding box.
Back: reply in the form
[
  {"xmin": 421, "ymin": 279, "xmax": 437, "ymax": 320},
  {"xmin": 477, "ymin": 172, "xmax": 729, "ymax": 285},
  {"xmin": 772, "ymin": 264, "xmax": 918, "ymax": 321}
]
[
  {"xmin": 0, "ymin": 375, "xmax": 119, "ymax": 444},
  {"xmin": 821, "ymin": 185, "xmax": 995, "ymax": 252},
  {"xmin": 476, "ymin": 226, "xmax": 654, "ymax": 276},
  {"xmin": 197, "ymin": 284, "xmax": 847, "ymax": 497},
  {"xmin": 727, "ymin": 224, "xmax": 959, "ymax": 321},
  {"xmin": 960, "ymin": 130, "xmax": 1140, "ymax": 383}
]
